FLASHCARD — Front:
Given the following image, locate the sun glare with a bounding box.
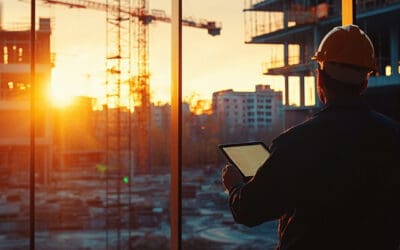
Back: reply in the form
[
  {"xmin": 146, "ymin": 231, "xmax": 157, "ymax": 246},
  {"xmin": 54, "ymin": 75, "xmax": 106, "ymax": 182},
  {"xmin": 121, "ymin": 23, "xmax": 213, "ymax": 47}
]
[
  {"xmin": 50, "ymin": 69, "xmax": 86, "ymax": 107},
  {"xmin": 50, "ymin": 84, "xmax": 75, "ymax": 108}
]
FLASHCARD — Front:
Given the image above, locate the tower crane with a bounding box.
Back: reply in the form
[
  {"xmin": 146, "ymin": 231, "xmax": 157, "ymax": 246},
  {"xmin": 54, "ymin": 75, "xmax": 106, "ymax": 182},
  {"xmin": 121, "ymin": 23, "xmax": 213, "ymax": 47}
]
[
  {"xmin": 34, "ymin": 0, "xmax": 221, "ymax": 174},
  {"xmin": 44, "ymin": 0, "xmax": 222, "ymax": 36}
]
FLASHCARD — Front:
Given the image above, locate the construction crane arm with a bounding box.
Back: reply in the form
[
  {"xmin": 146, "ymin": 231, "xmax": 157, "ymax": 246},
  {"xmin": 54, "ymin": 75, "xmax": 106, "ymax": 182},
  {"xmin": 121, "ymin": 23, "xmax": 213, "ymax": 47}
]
[
  {"xmin": 149, "ymin": 9, "xmax": 221, "ymax": 36},
  {"xmin": 28, "ymin": 0, "xmax": 222, "ymax": 36}
]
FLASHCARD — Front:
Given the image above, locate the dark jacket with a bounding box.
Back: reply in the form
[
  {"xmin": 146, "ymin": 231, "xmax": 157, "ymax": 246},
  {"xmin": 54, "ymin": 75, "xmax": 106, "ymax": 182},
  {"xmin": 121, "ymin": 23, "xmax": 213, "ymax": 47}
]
[{"xmin": 229, "ymin": 96, "xmax": 400, "ymax": 250}]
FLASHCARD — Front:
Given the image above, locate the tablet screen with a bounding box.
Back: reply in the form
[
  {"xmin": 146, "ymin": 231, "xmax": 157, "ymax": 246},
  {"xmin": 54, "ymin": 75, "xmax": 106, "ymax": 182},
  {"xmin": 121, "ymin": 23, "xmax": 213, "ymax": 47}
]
[{"xmin": 219, "ymin": 142, "xmax": 270, "ymax": 176}]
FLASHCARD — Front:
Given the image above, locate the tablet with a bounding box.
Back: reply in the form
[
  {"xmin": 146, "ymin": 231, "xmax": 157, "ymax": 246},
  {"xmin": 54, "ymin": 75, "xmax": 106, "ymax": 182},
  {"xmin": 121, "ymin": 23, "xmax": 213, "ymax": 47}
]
[{"xmin": 218, "ymin": 141, "xmax": 270, "ymax": 177}]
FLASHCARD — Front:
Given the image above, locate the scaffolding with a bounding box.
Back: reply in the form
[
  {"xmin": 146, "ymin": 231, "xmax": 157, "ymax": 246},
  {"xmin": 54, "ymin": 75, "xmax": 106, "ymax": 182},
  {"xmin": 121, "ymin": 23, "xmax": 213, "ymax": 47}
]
[
  {"xmin": 132, "ymin": 0, "xmax": 150, "ymax": 175},
  {"xmin": 105, "ymin": 0, "xmax": 132, "ymax": 248},
  {"xmin": 243, "ymin": 0, "xmax": 330, "ymax": 42}
]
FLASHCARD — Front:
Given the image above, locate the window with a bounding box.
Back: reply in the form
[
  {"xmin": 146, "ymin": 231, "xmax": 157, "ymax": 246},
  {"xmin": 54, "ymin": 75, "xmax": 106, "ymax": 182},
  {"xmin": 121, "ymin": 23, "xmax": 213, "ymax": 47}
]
[
  {"xmin": 3, "ymin": 46, "xmax": 8, "ymax": 64},
  {"xmin": 4, "ymin": 2, "xmax": 356, "ymax": 249},
  {"xmin": 18, "ymin": 48, "xmax": 23, "ymax": 62},
  {"xmin": 305, "ymin": 76, "xmax": 316, "ymax": 106}
]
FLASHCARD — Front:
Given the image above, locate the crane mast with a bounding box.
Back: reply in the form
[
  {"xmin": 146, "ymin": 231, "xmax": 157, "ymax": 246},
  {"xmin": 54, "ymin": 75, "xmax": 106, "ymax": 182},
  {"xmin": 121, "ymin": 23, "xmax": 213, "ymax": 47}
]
[
  {"xmin": 104, "ymin": 0, "xmax": 132, "ymax": 248},
  {"xmin": 133, "ymin": 0, "xmax": 150, "ymax": 174}
]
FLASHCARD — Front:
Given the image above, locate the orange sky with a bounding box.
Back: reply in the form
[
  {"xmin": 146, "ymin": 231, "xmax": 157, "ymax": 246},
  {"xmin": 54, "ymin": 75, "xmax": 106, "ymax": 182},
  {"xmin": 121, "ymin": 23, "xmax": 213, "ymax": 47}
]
[{"xmin": 3, "ymin": 0, "xmax": 307, "ymax": 107}]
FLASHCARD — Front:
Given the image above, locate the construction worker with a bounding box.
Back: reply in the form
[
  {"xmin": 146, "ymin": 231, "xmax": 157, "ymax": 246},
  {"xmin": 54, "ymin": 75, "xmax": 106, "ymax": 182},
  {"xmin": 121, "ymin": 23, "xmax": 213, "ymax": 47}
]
[{"xmin": 222, "ymin": 25, "xmax": 400, "ymax": 250}]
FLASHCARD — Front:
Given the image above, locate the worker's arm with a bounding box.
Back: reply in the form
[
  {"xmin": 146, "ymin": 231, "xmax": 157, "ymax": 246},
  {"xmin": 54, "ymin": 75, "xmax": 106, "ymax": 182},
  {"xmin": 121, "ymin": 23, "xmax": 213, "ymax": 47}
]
[{"xmin": 225, "ymin": 140, "xmax": 297, "ymax": 227}]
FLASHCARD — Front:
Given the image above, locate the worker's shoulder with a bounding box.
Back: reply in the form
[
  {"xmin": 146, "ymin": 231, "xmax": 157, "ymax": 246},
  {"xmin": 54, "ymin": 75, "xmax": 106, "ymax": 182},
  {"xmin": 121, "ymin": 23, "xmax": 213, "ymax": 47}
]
[
  {"xmin": 272, "ymin": 115, "xmax": 321, "ymax": 148},
  {"xmin": 369, "ymin": 110, "xmax": 400, "ymax": 129},
  {"xmin": 367, "ymin": 111, "xmax": 400, "ymax": 142}
]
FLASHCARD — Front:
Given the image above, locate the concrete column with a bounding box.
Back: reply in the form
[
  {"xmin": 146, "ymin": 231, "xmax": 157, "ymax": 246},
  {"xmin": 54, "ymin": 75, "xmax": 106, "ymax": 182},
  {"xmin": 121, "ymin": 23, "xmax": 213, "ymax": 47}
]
[
  {"xmin": 390, "ymin": 24, "xmax": 399, "ymax": 75},
  {"xmin": 284, "ymin": 42, "xmax": 289, "ymax": 106},
  {"xmin": 283, "ymin": 1, "xmax": 288, "ymax": 29},
  {"xmin": 284, "ymin": 42, "xmax": 289, "ymax": 66},
  {"xmin": 300, "ymin": 75, "xmax": 305, "ymax": 107},
  {"xmin": 313, "ymin": 26, "xmax": 319, "ymax": 55},
  {"xmin": 285, "ymin": 75, "xmax": 289, "ymax": 106}
]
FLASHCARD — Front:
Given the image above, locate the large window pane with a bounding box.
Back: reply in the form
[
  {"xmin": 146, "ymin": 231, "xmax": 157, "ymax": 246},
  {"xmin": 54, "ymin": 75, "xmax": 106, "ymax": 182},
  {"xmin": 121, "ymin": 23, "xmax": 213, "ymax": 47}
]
[
  {"xmin": 181, "ymin": 1, "xmax": 281, "ymax": 249},
  {"xmin": 1, "ymin": 1, "xmax": 34, "ymax": 249},
  {"xmin": 3, "ymin": 0, "xmax": 174, "ymax": 249}
]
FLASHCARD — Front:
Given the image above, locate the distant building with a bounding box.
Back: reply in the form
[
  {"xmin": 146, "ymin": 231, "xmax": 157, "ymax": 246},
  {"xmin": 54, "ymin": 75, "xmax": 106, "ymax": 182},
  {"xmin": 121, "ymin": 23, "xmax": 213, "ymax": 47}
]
[
  {"xmin": 151, "ymin": 102, "xmax": 191, "ymax": 129},
  {"xmin": 244, "ymin": 0, "xmax": 400, "ymax": 125},
  {"xmin": 212, "ymin": 85, "xmax": 284, "ymax": 135},
  {"xmin": 151, "ymin": 103, "xmax": 171, "ymax": 129},
  {"xmin": 0, "ymin": 18, "xmax": 53, "ymax": 183}
]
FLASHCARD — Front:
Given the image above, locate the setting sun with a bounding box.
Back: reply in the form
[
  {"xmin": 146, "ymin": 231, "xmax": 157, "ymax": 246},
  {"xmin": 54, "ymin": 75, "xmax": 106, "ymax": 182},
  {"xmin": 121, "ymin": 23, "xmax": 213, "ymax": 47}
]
[
  {"xmin": 50, "ymin": 86, "xmax": 75, "ymax": 108},
  {"xmin": 50, "ymin": 68, "xmax": 87, "ymax": 107}
]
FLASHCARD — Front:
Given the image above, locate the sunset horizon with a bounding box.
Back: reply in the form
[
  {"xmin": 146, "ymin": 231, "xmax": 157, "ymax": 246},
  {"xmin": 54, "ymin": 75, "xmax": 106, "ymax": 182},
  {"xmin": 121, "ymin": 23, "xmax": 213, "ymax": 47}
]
[{"xmin": 2, "ymin": 0, "xmax": 302, "ymax": 110}]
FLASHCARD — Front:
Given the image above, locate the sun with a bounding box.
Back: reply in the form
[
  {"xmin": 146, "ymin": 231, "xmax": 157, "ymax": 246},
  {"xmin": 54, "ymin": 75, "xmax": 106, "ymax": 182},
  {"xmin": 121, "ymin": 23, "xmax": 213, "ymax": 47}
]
[
  {"xmin": 50, "ymin": 69, "xmax": 85, "ymax": 108},
  {"xmin": 50, "ymin": 84, "xmax": 75, "ymax": 108}
]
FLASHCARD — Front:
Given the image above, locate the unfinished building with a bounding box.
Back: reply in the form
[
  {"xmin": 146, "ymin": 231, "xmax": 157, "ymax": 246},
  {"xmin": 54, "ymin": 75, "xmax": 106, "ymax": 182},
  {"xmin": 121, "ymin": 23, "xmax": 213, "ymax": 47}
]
[
  {"xmin": 244, "ymin": 0, "xmax": 400, "ymax": 127},
  {"xmin": 0, "ymin": 18, "xmax": 53, "ymax": 183}
]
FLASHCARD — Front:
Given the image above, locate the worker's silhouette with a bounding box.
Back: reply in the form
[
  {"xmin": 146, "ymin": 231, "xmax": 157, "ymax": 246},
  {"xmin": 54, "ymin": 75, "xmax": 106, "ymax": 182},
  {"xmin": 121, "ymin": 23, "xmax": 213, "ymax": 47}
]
[{"xmin": 222, "ymin": 25, "xmax": 400, "ymax": 250}]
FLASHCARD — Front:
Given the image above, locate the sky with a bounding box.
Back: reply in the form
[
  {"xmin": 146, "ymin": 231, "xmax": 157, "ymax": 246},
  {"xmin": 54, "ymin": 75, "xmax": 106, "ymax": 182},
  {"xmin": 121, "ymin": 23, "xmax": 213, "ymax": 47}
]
[{"xmin": 2, "ymin": 0, "xmax": 288, "ymax": 107}]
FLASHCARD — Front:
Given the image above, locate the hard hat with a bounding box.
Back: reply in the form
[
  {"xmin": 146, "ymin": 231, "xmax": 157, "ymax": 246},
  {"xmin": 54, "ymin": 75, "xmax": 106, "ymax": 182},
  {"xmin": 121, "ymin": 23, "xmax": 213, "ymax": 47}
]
[{"xmin": 312, "ymin": 24, "xmax": 376, "ymax": 71}]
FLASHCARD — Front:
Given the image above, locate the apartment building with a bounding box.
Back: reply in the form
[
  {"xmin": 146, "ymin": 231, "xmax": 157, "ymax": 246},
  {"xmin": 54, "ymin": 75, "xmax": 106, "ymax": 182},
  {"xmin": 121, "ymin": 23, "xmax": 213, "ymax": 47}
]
[{"xmin": 212, "ymin": 84, "xmax": 284, "ymax": 135}]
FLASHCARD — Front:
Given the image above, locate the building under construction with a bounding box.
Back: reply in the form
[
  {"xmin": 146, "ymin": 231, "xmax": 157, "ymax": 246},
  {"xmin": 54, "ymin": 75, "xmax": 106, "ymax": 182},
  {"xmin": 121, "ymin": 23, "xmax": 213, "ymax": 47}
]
[
  {"xmin": 0, "ymin": 18, "xmax": 53, "ymax": 184},
  {"xmin": 244, "ymin": 0, "xmax": 400, "ymax": 127}
]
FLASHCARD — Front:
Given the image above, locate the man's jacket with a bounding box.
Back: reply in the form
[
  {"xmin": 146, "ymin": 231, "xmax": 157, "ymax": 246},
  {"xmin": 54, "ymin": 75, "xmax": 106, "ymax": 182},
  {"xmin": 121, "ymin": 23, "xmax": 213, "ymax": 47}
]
[{"xmin": 229, "ymin": 96, "xmax": 400, "ymax": 250}]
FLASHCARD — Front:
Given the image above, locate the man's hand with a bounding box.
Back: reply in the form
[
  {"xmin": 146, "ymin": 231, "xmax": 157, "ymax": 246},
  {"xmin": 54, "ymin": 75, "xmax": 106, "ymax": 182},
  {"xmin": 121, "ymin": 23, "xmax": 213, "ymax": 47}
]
[{"xmin": 222, "ymin": 164, "xmax": 244, "ymax": 192}]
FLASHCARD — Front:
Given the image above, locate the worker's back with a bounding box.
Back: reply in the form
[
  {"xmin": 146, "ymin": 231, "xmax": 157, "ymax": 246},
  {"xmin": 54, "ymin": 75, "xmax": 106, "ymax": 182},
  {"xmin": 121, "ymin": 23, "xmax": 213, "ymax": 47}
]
[{"xmin": 275, "ymin": 97, "xmax": 400, "ymax": 250}]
